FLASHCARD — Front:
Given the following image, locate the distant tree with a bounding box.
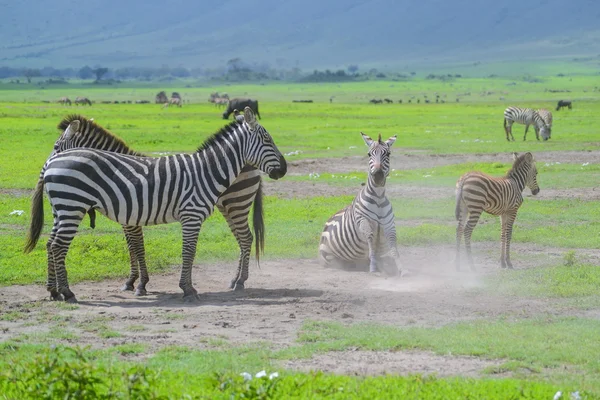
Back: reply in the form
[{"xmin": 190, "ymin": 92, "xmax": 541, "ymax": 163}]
[
  {"xmin": 347, "ymin": 65, "xmax": 359, "ymax": 75},
  {"xmin": 93, "ymin": 67, "xmax": 109, "ymax": 81},
  {"xmin": 227, "ymin": 58, "xmax": 243, "ymax": 72},
  {"xmin": 78, "ymin": 66, "xmax": 94, "ymax": 80},
  {"xmin": 23, "ymin": 68, "xmax": 41, "ymax": 83},
  {"xmin": 171, "ymin": 66, "xmax": 190, "ymax": 78}
]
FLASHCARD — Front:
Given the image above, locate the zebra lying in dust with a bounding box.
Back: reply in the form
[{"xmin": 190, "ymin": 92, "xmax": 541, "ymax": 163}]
[
  {"xmin": 25, "ymin": 107, "xmax": 287, "ymax": 302},
  {"xmin": 455, "ymin": 152, "xmax": 539, "ymax": 271},
  {"xmin": 318, "ymin": 132, "xmax": 400, "ymax": 276}
]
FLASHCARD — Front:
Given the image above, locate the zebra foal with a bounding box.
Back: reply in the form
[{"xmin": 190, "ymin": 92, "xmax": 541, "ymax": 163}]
[
  {"xmin": 45, "ymin": 114, "xmax": 266, "ymax": 294},
  {"xmin": 319, "ymin": 132, "xmax": 400, "ymax": 276},
  {"xmin": 455, "ymin": 152, "xmax": 539, "ymax": 271},
  {"xmin": 503, "ymin": 106, "xmax": 549, "ymax": 141},
  {"xmin": 25, "ymin": 107, "xmax": 286, "ymax": 302}
]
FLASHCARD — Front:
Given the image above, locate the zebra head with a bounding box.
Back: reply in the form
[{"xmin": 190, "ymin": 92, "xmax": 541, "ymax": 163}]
[
  {"xmin": 512, "ymin": 152, "xmax": 539, "ymax": 195},
  {"xmin": 361, "ymin": 132, "xmax": 397, "ymax": 187},
  {"xmin": 50, "ymin": 120, "xmax": 81, "ymax": 157},
  {"xmin": 540, "ymin": 125, "xmax": 551, "ymax": 141},
  {"xmin": 242, "ymin": 107, "xmax": 287, "ymax": 180}
]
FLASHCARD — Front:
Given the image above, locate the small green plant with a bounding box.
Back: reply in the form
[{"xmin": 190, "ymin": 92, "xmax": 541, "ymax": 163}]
[{"xmin": 563, "ymin": 251, "xmax": 577, "ymax": 267}]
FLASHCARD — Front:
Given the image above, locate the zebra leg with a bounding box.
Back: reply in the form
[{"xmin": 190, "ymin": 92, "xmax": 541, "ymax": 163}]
[
  {"xmin": 504, "ymin": 121, "xmax": 515, "ymax": 142},
  {"xmin": 216, "ymin": 203, "xmax": 252, "ymax": 291},
  {"xmin": 46, "ymin": 220, "xmax": 62, "ymax": 301},
  {"xmin": 178, "ymin": 217, "xmax": 202, "ymax": 301},
  {"xmin": 462, "ymin": 211, "xmax": 482, "ymax": 271},
  {"xmin": 455, "ymin": 220, "xmax": 465, "ymax": 271},
  {"xmin": 500, "ymin": 212, "xmax": 517, "ymax": 269},
  {"xmin": 534, "ymin": 126, "xmax": 540, "ymax": 141},
  {"xmin": 121, "ymin": 226, "xmax": 150, "ymax": 296},
  {"xmin": 52, "ymin": 216, "xmax": 84, "ymax": 303},
  {"xmin": 523, "ymin": 124, "xmax": 530, "ymax": 141}
]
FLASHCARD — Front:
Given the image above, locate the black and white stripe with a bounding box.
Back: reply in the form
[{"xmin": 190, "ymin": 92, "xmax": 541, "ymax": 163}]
[
  {"xmin": 318, "ymin": 133, "xmax": 400, "ymax": 276},
  {"xmin": 455, "ymin": 152, "xmax": 539, "ymax": 270},
  {"xmin": 25, "ymin": 107, "xmax": 286, "ymax": 302},
  {"xmin": 46, "ymin": 114, "xmax": 265, "ymax": 294},
  {"xmin": 503, "ymin": 106, "xmax": 549, "ymax": 141},
  {"xmin": 537, "ymin": 108, "xmax": 552, "ymax": 139}
]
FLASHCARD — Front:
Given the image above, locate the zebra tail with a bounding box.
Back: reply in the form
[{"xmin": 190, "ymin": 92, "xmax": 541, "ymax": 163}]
[
  {"xmin": 24, "ymin": 177, "xmax": 45, "ymax": 253},
  {"xmin": 253, "ymin": 179, "xmax": 265, "ymax": 265},
  {"xmin": 455, "ymin": 177, "xmax": 466, "ymax": 221}
]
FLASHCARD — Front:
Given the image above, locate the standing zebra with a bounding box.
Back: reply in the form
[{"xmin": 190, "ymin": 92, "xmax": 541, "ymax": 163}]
[
  {"xmin": 47, "ymin": 114, "xmax": 266, "ymax": 292},
  {"xmin": 455, "ymin": 152, "xmax": 539, "ymax": 271},
  {"xmin": 503, "ymin": 106, "xmax": 549, "ymax": 141},
  {"xmin": 57, "ymin": 97, "xmax": 71, "ymax": 106},
  {"xmin": 318, "ymin": 133, "xmax": 400, "ymax": 276},
  {"xmin": 537, "ymin": 108, "xmax": 553, "ymax": 139},
  {"xmin": 24, "ymin": 107, "xmax": 287, "ymax": 302}
]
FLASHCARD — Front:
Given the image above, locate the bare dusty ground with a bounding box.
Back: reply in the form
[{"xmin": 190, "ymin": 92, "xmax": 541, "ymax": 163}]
[{"xmin": 1, "ymin": 150, "xmax": 598, "ymax": 377}]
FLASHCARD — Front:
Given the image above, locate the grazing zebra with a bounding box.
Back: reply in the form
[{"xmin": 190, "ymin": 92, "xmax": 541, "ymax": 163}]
[
  {"xmin": 24, "ymin": 107, "xmax": 287, "ymax": 302},
  {"xmin": 57, "ymin": 97, "xmax": 71, "ymax": 106},
  {"xmin": 537, "ymin": 108, "xmax": 553, "ymax": 139},
  {"xmin": 74, "ymin": 96, "xmax": 92, "ymax": 106},
  {"xmin": 503, "ymin": 106, "xmax": 549, "ymax": 141},
  {"xmin": 556, "ymin": 100, "xmax": 572, "ymax": 111},
  {"xmin": 455, "ymin": 152, "xmax": 539, "ymax": 271},
  {"xmin": 318, "ymin": 133, "xmax": 400, "ymax": 276},
  {"xmin": 163, "ymin": 97, "xmax": 182, "ymax": 108}
]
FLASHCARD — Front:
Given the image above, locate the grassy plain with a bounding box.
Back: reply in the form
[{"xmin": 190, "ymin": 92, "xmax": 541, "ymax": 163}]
[{"xmin": 1, "ymin": 75, "xmax": 600, "ymax": 398}]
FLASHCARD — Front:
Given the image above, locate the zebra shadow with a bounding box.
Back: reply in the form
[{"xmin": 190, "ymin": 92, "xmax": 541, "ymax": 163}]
[{"xmin": 77, "ymin": 287, "xmax": 324, "ymax": 308}]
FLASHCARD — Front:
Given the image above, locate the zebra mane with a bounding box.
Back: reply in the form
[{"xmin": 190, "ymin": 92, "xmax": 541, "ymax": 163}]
[
  {"xmin": 195, "ymin": 120, "xmax": 244, "ymax": 154},
  {"xmin": 506, "ymin": 152, "xmax": 533, "ymax": 178},
  {"xmin": 57, "ymin": 114, "xmax": 143, "ymax": 156}
]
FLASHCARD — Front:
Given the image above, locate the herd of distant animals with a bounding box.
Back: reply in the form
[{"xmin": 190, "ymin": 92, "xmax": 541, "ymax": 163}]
[{"xmin": 21, "ymin": 92, "xmax": 576, "ymax": 302}]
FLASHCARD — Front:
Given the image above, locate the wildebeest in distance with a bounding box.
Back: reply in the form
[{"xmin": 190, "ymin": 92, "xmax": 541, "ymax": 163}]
[
  {"xmin": 556, "ymin": 100, "xmax": 572, "ymax": 111},
  {"xmin": 223, "ymin": 98, "xmax": 260, "ymax": 119}
]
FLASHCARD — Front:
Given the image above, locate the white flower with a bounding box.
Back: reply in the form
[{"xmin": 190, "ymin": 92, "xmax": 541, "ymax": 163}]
[
  {"xmin": 240, "ymin": 372, "xmax": 252, "ymax": 381},
  {"xmin": 553, "ymin": 391, "xmax": 562, "ymax": 400},
  {"xmin": 269, "ymin": 372, "xmax": 279, "ymax": 380},
  {"xmin": 255, "ymin": 370, "xmax": 267, "ymax": 378},
  {"xmin": 582, "ymin": 162, "xmax": 589, "ymax": 167},
  {"xmin": 571, "ymin": 391, "xmax": 581, "ymax": 400},
  {"xmin": 9, "ymin": 210, "xmax": 24, "ymax": 216}
]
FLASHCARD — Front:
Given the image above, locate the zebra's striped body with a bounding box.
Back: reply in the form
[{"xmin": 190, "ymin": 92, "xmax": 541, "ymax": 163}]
[
  {"xmin": 48, "ymin": 115, "xmax": 265, "ymax": 292},
  {"xmin": 537, "ymin": 108, "xmax": 552, "ymax": 139},
  {"xmin": 25, "ymin": 108, "xmax": 286, "ymax": 302},
  {"xmin": 74, "ymin": 96, "xmax": 92, "ymax": 106},
  {"xmin": 319, "ymin": 133, "xmax": 400, "ymax": 276},
  {"xmin": 163, "ymin": 97, "xmax": 182, "ymax": 108},
  {"xmin": 58, "ymin": 97, "xmax": 71, "ymax": 106},
  {"xmin": 455, "ymin": 152, "xmax": 539, "ymax": 270},
  {"xmin": 503, "ymin": 106, "xmax": 549, "ymax": 141}
]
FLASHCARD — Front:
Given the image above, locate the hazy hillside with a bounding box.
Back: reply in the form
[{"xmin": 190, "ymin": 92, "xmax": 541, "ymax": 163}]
[{"xmin": 2, "ymin": 0, "xmax": 600, "ymax": 69}]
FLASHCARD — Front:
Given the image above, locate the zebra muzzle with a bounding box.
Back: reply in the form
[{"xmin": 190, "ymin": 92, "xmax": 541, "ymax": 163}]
[{"xmin": 268, "ymin": 156, "xmax": 287, "ymax": 180}]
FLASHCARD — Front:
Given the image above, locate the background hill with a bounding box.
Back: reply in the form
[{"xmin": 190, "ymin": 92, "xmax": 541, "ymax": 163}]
[{"xmin": 3, "ymin": 0, "xmax": 600, "ymax": 70}]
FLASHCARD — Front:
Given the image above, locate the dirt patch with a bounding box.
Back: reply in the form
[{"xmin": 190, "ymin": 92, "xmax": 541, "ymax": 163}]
[{"xmin": 285, "ymin": 350, "xmax": 502, "ymax": 377}]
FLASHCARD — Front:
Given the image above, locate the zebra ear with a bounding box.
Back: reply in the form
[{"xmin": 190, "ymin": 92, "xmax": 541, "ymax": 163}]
[
  {"xmin": 64, "ymin": 120, "xmax": 80, "ymax": 140},
  {"xmin": 385, "ymin": 135, "xmax": 397, "ymax": 148},
  {"xmin": 243, "ymin": 106, "xmax": 257, "ymax": 129},
  {"xmin": 361, "ymin": 132, "xmax": 374, "ymax": 147},
  {"xmin": 525, "ymin": 152, "xmax": 534, "ymax": 161},
  {"xmin": 512, "ymin": 152, "xmax": 519, "ymax": 160}
]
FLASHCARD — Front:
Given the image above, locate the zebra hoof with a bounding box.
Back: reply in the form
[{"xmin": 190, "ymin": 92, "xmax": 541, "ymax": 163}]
[
  {"xmin": 121, "ymin": 283, "xmax": 135, "ymax": 292},
  {"xmin": 231, "ymin": 282, "xmax": 245, "ymax": 291},
  {"xmin": 63, "ymin": 293, "xmax": 78, "ymax": 303},
  {"xmin": 49, "ymin": 291, "xmax": 63, "ymax": 301},
  {"xmin": 134, "ymin": 288, "xmax": 147, "ymax": 296}
]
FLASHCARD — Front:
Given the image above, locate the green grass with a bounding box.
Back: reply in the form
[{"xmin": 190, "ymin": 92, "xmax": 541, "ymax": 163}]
[{"xmin": 0, "ymin": 343, "xmax": 589, "ymax": 399}]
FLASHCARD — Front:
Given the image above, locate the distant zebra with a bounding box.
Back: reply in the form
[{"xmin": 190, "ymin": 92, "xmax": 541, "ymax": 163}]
[
  {"xmin": 46, "ymin": 113, "xmax": 269, "ymax": 293},
  {"xmin": 163, "ymin": 97, "xmax": 182, "ymax": 108},
  {"xmin": 155, "ymin": 91, "xmax": 168, "ymax": 104},
  {"xmin": 24, "ymin": 107, "xmax": 287, "ymax": 302},
  {"xmin": 503, "ymin": 106, "xmax": 549, "ymax": 141},
  {"xmin": 455, "ymin": 152, "xmax": 539, "ymax": 270},
  {"xmin": 74, "ymin": 96, "xmax": 92, "ymax": 106},
  {"xmin": 319, "ymin": 133, "xmax": 400, "ymax": 276},
  {"xmin": 537, "ymin": 108, "xmax": 553, "ymax": 139},
  {"xmin": 57, "ymin": 97, "xmax": 71, "ymax": 106}
]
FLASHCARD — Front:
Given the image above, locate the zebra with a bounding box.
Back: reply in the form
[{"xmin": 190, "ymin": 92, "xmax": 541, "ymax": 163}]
[
  {"xmin": 163, "ymin": 97, "xmax": 182, "ymax": 108},
  {"xmin": 58, "ymin": 97, "xmax": 71, "ymax": 106},
  {"xmin": 155, "ymin": 91, "xmax": 168, "ymax": 104},
  {"xmin": 318, "ymin": 132, "xmax": 400, "ymax": 276},
  {"xmin": 49, "ymin": 114, "xmax": 266, "ymax": 293},
  {"xmin": 503, "ymin": 106, "xmax": 549, "ymax": 141},
  {"xmin": 537, "ymin": 108, "xmax": 553, "ymax": 139},
  {"xmin": 24, "ymin": 107, "xmax": 287, "ymax": 303},
  {"xmin": 75, "ymin": 96, "xmax": 92, "ymax": 106},
  {"xmin": 454, "ymin": 152, "xmax": 539, "ymax": 271}
]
